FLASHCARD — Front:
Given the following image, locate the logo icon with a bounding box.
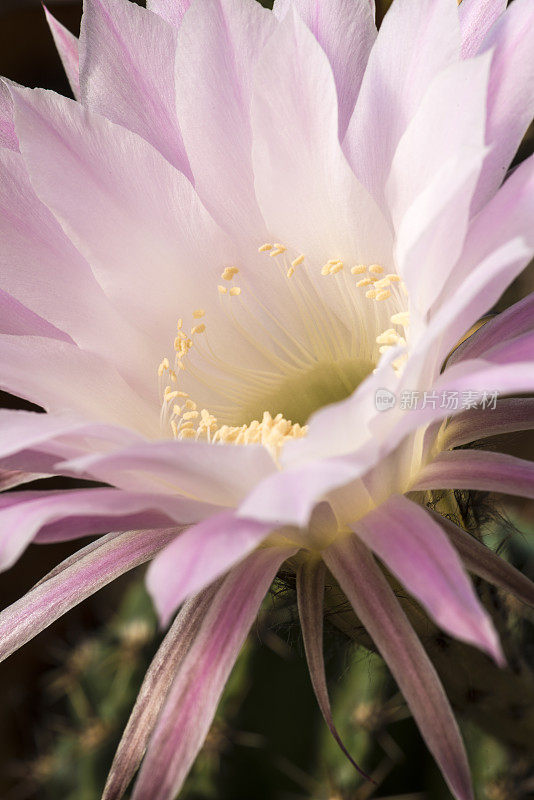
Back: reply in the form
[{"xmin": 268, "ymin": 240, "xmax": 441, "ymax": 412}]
[{"xmin": 375, "ymin": 388, "xmax": 396, "ymax": 412}]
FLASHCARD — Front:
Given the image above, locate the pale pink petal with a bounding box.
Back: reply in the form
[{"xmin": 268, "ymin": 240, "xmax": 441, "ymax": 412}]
[
  {"xmin": 0, "ymin": 79, "xmax": 17, "ymax": 151},
  {"xmin": 451, "ymin": 292, "xmax": 534, "ymax": 365},
  {"xmin": 0, "ymin": 487, "xmax": 210, "ymax": 570},
  {"xmin": 386, "ymin": 54, "xmax": 491, "ymax": 312},
  {"xmin": 146, "ymin": 0, "xmax": 191, "ymax": 28},
  {"xmin": 0, "ymin": 527, "xmax": 178, "ymax": 664},
  {"xmin": 441, "ymin": 398, "xmax": 534, "ymax": 449},
  {"xmin": 297, "ymin": 558, "xmax": 371, "ymax": 779},
  {"xmin": 44, "ymin": 6, "xmax": 80, "ymax": 97},
  {"xmin": 0, "ymin": 289, "xmax": 72, "ymax": 341},
  {"xmin": 428, "ymin": 510, "xmax": 534, "ymax": 609},
  {"xmin": 103, "ymin": 585, "xmax": 220, "ymax": 800},
  {"xmin": 274, "ymin": 0, "xmax": 376, "ymax": 137},
  {"xmin": 343, "ymin": 0, "xmax": 460, "ymax": 208},
  {"xmin": 472, "ymin": 329, "xmax": 534, "ymax": 365},
  {"xmin": 0, "ymin": 335, "xmax": 159, "ymax": 436},
  {"xmin": 459, "ymin": 0, "xmax": 507, "ymax": 58},
  {"xmin": 412, "ymin": 450, "xmax": 534, "ymax": 500},
  {"xmin": 132, "ymin": 546, "xmax": 296, "ymax": 800},
  {"xmin": 251, "ymin": 8, "xmax": 392, "ymax": 278},
  {"xmin": 354, "ymin": 495, "xmax": 503, "ymax": 663},
  {"xmin": 175, "ymin": 0, "xmax": 275, "ymax": 236},
  {"xmin": 11, "ymin": 85, "xmax": 235, "ymax": 358},
  {"xmin": 324, "ymin": 535, "xmax": 474, "ymax": 800},
  {"xmin": 79, "ymin": 0, "xmax": 190, "ymax": 175},
  {"xmin": 0, "ymin": 146, "xmax": 156, "ymax": 396},
  {"xmin": 147, "ymin": 512, "xmax": 274, "ymax": 626},
  {"xmin": 472, "ymin": 0, "xmax": 534, "ymax": 212}
]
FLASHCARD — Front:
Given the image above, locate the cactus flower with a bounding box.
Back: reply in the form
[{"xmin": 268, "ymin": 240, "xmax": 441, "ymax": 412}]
[{"xmin": 0, "ymin": 0, "xmax": 533, "ymax": 798}]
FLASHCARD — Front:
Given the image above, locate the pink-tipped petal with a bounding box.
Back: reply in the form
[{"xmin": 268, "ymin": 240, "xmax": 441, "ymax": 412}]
[
  {"xmin": 428, "ymin": 510, "xmax": 534, "ymax": 610},
  {"xmin": 459, "ymin": 0, "xmax": 507, "ymax": 58},
  {"xmin": 0, "ymin": 527, "xmax": 178, "ymax": 663},
  {"xmin": 79, "ymin": 0, "xmax": 190, "ymax": 175},
  {"xmin": 132, "ymin": 546, "xmax": 296, "ymax": 800},
  {"xmin": 354, "ymin": 495, "xmax": 504, "ymax": 664},
  {"xmin": 146, "ymin": 512, "xmax": 274, "ymax": 627},
  {"xmin": 472, "ymin": 0, "xmax": 534, "ymax": 212},
  {"xmin": 324, "ymin": 535, "xmax": 474, "ymax": 800},
  {"xmin": 44, "ymin": 6, "xmax": 80, "ymax": 97},
  {"xmin": 0, "ymin": 79, "xmax": 17, "ymax": 151},
  {"xmin": 175, "ymin": 0, "xmax": 275, "ymax": 237},
  {"xmin": 0, "ymin": 486, "xmax": 210, "ymax": 570},
  {"xmin": 274, "ymin": 0, "xmax": 376, "ymax": 137},
  {"xmin": 451, "ymin": 292, "xmax": 534, "ymax": 365},
  {"xmin": 441, "ymin": 398, "xmax": 534, "ymax": 449},
  {"xmin": 413, "ymin": 450, "xmax": 534, "ymax": 500},
  {"xmin": 297, "ymin": 558, "xmax": 372, "ymax": 780},
  {"xmin": 146, "ymin": 0, "xmax": 191, "ymax": 28},
  {"xmin": 343, "ymin": 0, "xmax": 460, "ymax": 208},
  {"xmin": 103, "ymin": 583, "xmax": 220, "ymax": 800},
  {"xmin": 251, "ymin": 7, "xmax": 392, "ymax": 281}
]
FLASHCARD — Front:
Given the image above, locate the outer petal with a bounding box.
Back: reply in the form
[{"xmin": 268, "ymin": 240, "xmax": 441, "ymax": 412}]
[
  {"xmin": 132, "ymin": 546, "xmax": 296, "ymax": 800},
  {"xmin": 60, "ymin": 437, "xmax": 276, "ymax": 507},
  {"xmin": 354, "ymin": 495, "xmax": 503, "ymax": 662},
  {"xmin": 0, "ymin": 79, "xmax": 17, "ymax": 151},
  {"xmin": 175, "ymin": 0, "xmax": 276, "ymax": 236},
  {"xmin": 324, "ymin": 535, "xmax": 474, "ymax": 800},
  {"xmin": 459, "ymin": 0, "xmax": 507, "ymax": 58},
  {"xmin": 472, "ymin": 0, "xmax": 534, "ymax": 212},
  {"xmin": 274, "ymin": 0, "xmax": 376, "ymax": 137},
  {"xmin": 0, "ymin": 335, "xmax": 159, "ymax": 436},
  {"xmin": 343, "ymin": 0, "xmax": 460, "ymax": 208},
  {"xmin": 412, "ymin": 450, "xmax": 534, "ymax": 500},
  {"xmin": 440, "ymin": 398, "xmax": 534, "ymax": 449},
  {"xmin": 0, "ymin": 470, "xmax": 46, "ymax": 491},
  {"xmin": 11, "ymin": 85, "xmax": 233, "ymax": 355},
  {"xmin": 0, "ymin": 528, "xmax": 178, "ymax": 663},
  {"xmin": 103, "ymin": 585, "xmax": 220, "ymax": 800},
  {"xmin": 429, "ymin": 510, "xmax": 534, "ymax": 610},
  {"xmin": 146, "ymin": 0, "xmax": 191, "ymax": 28},
  {"xmin": 0, "ymin": 487, "xmax": 211, "ymax": 571},
  {"xmin": 147, "ymin": 512, "xmax": 274, "ymax": 626},
  {"xmin": 79, "ymin": 0, "xmax": 190, "ymax": 175},
  {"xmin": 450, "ymin": 292, "xmax": 534, "ymax": 365},
  {"xmin": 44, "ymin": 6, "xmax": 80, "ymax": 97},
  {"xmin": 251, "ymin": 8, "xmax": 392, "ymax": 274},
  {"xmin": 297, "ymin": 559, "xmax": 371, "ymax": 778}
]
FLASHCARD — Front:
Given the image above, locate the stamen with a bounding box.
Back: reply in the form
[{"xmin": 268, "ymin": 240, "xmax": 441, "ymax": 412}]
[
  {"xmin": 291, "ymin": 254, "xmax": 305, "ymax": 267},
  {"xmin": 221, "ymin": 266, "xmax": 239, "ymax": 281},
  {"xmin": 351, "ymin": 265, "xmax": 366, "ymax": 275},
  {"xmin": 369, "ymin": 264, "xmax": 384, "ymax": 274},
  {"xmin": 218, "ymin": 285, "xmax": 227, "ymax": 294},
  {"xmin": 258, "ymin": 243, "xmax": 273, "ymax": 252},
  {"xmin": 191, "ymin": 324, "xmax": 206, "ymax": 335},
  {"xmin": 193, "ymin": 309, "xmax": 205, "ymax": 319},
  {"xmin": 229, "ymin": 287, "xmax": 241, "ymax": 296}
]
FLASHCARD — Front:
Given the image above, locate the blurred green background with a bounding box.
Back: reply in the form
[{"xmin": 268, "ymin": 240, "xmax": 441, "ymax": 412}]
[{"xmin": 0, "ymin": 2, "xmax": 533, "ymax": 799}]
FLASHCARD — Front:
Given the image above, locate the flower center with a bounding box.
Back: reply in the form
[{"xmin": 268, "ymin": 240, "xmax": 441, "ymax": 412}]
[{"xmin": 157, "ymin": 243, "xmax": 410, "ymax": 456}]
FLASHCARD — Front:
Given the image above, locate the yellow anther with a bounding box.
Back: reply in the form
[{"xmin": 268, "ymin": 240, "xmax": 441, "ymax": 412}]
[
  {"xmin": 221, "ymin": 266, "xmax": 239, "ymax": 281},
  {"xmin": 386, "ymin": 273, "xmax": 401, "ymax": 282},
  {"xmin": 258, "ymin": 243, "xmax": 273, "ymax": 252},
  {"xmin": 329, "ymin": 262, "xmax": 344, "ymax": 275},
  {"xmin": 182, "ymin": 410, "xmax": 199, "ymax": 421},
  {"xmin": 164, "ymin": 390, "xmax": 179, "ymax": 401},
  {"xmin": 373, "ymin": 278, "xmax": 391, "ymax": 290},
  {"xmin": 193, "ymin": 309, "xmax": 205, "ymax": 319},
  {"xmin": 185, "ymin": 399, "xmax": 197, "ymax": 410},
  {"xmin": 191, "ymin": 323, "xmax": 206, "ymax": 335},
  {"xmin": 218, "ymin": 285, "xmax": 227, "ymax": 294},
  {"xmin": 391, "ymin": 311, "xmax": 410, "ymax": 326},
  {"xmin": 291, "ymin": 254, "xmax": 305, "ymax": 267},
  {"xmin": 365, "ymin": 289, "xmax": 377, "ymax": 299},
  {"xmin": 321, "ymin": 264, "xmax": 332, "ymax": 276},
  {"xmin": 172, "ymin": 405, "xmax": 182, "ymax": 416},
  {"xmin": 350, "ymin": 265, "xmax": 367, "ymax": 275},
  {"xmin": 175, "ymin": 391, "xmax": 189, "ymax": 398},
  {"xmin": 369, "ymin": 264, "xmax": 384, "ymax": 274},
  {"xmin": 157, "ymin": 358, "xmax": 169, "ymax": 376},
  {"xmin": 356, "ymin": 278, "xmax": 374, "ymax": 287},
  {"xmin": 169, "ymin": 370, "xmax": 177, "ymax": 383},
  {"xmin": 229, "ymin": 287, "xmax": 241, "ymax": 296},
  {"xmin": 375, "ymin": 290, "xmax": 391, "ymax": 301},
  {"xmin": 286, "ymin": 267, "xmax": 295, "ymax": 278},
  {"xmin": 269, "ymin": 247, "xmax": 286, "ymax": 257},
  {"xmin": 171, "ymin": 420, "xmax": 178, "ymax": 437},
  {"xmin": 180, "ymin": 428, "xmax": 196, "ymax": 439},
  {"xmin": 376, "ymin": 328, "xmax": 398, "ymax": 345}
]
